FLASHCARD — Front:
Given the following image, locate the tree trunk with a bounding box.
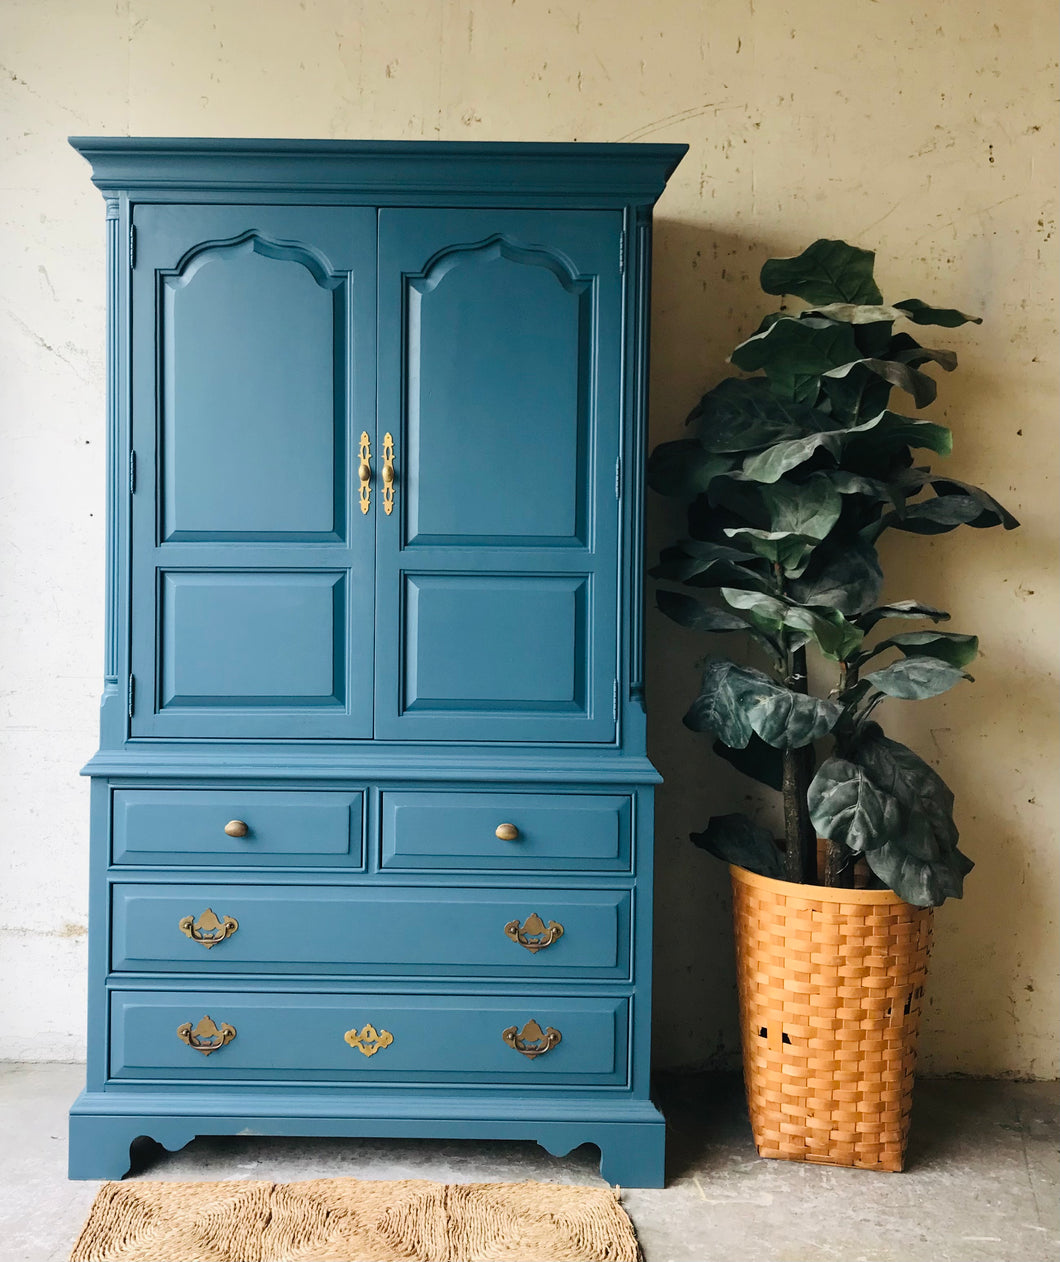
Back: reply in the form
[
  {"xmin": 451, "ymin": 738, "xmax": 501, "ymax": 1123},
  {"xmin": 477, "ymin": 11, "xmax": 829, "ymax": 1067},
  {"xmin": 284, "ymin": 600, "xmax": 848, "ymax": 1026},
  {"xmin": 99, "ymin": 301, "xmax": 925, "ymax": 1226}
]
[
  {"xmin": 823, "ymin": 838, "xmax": 855, "ymax": 887},
  {"xmin": 781, "ymin": 646, "xmax": 818, "ymax": 884}
]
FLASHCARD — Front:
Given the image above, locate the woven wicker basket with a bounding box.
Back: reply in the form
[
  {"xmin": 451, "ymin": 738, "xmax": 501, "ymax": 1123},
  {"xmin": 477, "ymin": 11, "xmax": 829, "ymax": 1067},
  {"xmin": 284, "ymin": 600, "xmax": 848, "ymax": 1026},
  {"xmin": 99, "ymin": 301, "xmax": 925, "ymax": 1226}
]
[{"xmin": 730, "ymin": 863, "xmax": 933, "ymax": 1172}]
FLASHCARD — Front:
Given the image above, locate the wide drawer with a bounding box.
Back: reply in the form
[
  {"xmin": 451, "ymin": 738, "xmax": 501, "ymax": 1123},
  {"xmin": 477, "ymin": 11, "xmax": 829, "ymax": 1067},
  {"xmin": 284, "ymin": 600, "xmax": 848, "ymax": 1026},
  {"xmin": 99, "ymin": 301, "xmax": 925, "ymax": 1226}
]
[
  {"xmin": 109, "ymin": 990, "xmax": 629, "ymax": 1085},
  {"xmin": 112, "ymin": 790, "xmax": 364, "ymax": 867},
  {"xmin": 111, "ymin": 884, "xmax": 631, "ymax": 979},
  {"xmin": 381, "ymin": 791, "xmax": 631, "ymax": 871}
]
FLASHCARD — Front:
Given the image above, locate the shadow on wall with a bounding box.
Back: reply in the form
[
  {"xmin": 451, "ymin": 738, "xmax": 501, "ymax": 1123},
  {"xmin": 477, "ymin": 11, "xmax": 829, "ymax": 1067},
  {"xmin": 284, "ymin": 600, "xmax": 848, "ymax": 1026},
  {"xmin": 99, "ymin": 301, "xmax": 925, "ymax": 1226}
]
[{"xmin": 642, "ymin": 219, "xmax": 1039, "ymax": 1076}]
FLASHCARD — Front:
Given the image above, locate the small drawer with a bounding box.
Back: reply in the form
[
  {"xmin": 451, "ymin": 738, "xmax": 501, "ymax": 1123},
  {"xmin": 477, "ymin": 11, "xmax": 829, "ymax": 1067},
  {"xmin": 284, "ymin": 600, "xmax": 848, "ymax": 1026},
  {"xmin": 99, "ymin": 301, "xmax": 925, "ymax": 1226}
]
[
  {"xmin": 110, "ymin": 883, "xmax": 631, "ymax": 979},
  {"xmin": 111, "ymin": 790, "xmax": 364, "ymax": 867},
  {"xmin": 381, "ymin": 791, "xmax": 631, "ymax": 871},
  {"xmin": 108, "ymin": 990, "xmax": 629, "ymax": 1086}
]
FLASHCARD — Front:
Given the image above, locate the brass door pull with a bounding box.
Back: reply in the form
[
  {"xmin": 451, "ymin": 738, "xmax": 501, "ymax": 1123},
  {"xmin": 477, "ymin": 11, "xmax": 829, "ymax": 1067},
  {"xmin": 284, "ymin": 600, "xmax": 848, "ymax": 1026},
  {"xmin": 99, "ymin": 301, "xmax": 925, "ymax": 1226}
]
[
  {"xmin": 344, "ymin": 1022, "xmax": 394, "ymax": 1058},
  {"xmin": 224, "ymin": 820, "xmax": 249, "ymax": 838},
  {"xmin": 504, "ymin": 913, "xmax": 564, "ymax": 954},
  {"xmin": 381, "ymin": 432, "xmax": 395, "ymax": 515},
  {"xmin": 502, "ymin": 1019, "xmax": 561, "ymax": 1059},
  {"xmin": 178, "ymin": 907, "xmax": 238, "ymax": 949},
  {"xmin": 495, "ymin": 823, "xmax": 519, "ymax": 841},
  {"xmin": 177, "ymin": 1015, "xmax": 236, "ymax": 1056},
  {"xmin": 359, "ymin": 431, "xmax": 372, "ymax": 514}
]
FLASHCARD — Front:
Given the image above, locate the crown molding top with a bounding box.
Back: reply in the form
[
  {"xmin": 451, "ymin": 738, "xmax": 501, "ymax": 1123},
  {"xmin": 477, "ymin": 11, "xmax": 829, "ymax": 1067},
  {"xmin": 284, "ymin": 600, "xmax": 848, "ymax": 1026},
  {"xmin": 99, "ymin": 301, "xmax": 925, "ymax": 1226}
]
[{"xmin": 68, "ymin": 136, "xmax": 688, "ymax": 203}]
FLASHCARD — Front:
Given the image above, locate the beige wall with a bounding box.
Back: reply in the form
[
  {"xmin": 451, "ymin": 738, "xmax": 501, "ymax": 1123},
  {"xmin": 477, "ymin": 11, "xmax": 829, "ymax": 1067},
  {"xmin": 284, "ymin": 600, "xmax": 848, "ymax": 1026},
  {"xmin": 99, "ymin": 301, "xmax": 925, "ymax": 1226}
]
[{"xmin": 1, "ymin": 0, "xmax": 1056, "ymax": 1075}]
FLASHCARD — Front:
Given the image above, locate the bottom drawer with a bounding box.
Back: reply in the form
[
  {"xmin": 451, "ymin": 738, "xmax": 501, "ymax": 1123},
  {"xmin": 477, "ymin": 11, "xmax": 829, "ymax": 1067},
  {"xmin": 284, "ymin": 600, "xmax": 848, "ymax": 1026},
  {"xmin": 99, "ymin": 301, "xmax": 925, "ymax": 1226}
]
[{"xmin": 109, "ymin": 990, "xmax": 629, "ymax": 1087}]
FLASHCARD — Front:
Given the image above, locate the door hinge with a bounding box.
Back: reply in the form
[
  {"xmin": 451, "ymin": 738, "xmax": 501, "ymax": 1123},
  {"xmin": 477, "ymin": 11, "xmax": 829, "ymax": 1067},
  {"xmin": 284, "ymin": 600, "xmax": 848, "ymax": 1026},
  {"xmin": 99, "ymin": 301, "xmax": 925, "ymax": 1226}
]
[
  {"xmin": 128, "ymin": 450, "xmax": 136, "ymax": 494},
  {"xmin": 127, "ymin": 674, "xmax": 135, "ymax": 718},
  {"xmin": 128, "ymin": 224, "xmax": 136, "ymax": 269},
  {"xmin": 615, "ymin": 455, "xmax": 622, "ymax": 499},
  {"xmin": 619, "ymin": 229, "xmax": 627, "ymax": 275},
  {"xmin": 612, "ymin": 679, "xmax": 619, "ymax": 722}
]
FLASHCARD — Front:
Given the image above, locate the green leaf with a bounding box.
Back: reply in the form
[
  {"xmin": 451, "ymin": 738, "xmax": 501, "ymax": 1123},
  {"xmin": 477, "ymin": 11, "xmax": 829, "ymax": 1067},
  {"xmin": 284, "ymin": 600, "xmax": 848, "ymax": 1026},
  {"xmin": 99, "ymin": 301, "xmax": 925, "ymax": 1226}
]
[
  {"xmin": 729, "ymin": 316, "xmax": 860, "ymax": 403},
  {"xmin": 759, "ymin": 473, "xmax": 843, "ymax": 540},
  {"xmin": 855, "ymin": 601, "xmax": 950, "ymax": 632},
  {"xmin": 650, "ymin": 542, "xmax": 773, "ymax": 593},
  {"xmin": 859, "ymin": 631, "xmax": 979, "ymax": 669},
  {"xmin": 853, "ymin": 723, "xmax": 959, "ymax": 852},
  {"xmin": 722, "ymin": 527, "xmax": 819, "ymax": 577},
  {"xmin": 843, "ymin": 410, "xmax": 953, "ymax": 462},
  {"xmin": 688, "ymin": 377, "xmax": 821, "ymax": 453},
  {"xmin": 739, "ymin": 428, "xmax": 845, "ymax": 483},
  {"xmin": 863, "ymin": 656, "xmax": 970, "ymax": 700},
  {"xmin": 864, "ymin": 841, "xmax": 973, "ymax": 906},
  {"xmin": 886, "ymin": 331, "xmax": 958, "ymax": 372},
  {"xmin": 787, "ymin": 538, "xmax": 883, "ymax": 617},
  {"xmin": 690, "ymin": 813, "xmax": 785, "ymax": 879},
  {"xmin": 807, "ymin": 757, "xmax": 903, "ymax": 853},
  {"xmin": 804, "ymin": 303, "xmax": 905, "ymax": 324},
  {"xmin": 683, "ymin": 659, "xmax": 760, "ymax": 748},
  {"xmin": 894, "ymin": 298, "xmax": 982, "ymax": 327},
  {"xmin": 713, "ymin": 735, "xmax": 785, "ymax": 791},
  {"xmin": 819, "ymin": 360, "xmax": 893, "ymax": 424},
  {"xmin": 722, "ymin": 589, "xmax": 863, "ymax": 660},
  {"xmin": 883, "ymin": 493, "xmax": 992, "ymax": 534},
  {"xmin": 823, "ymin": 357, "xmax": 938, "ymax": 408},
  {"xmin": 746, "ymin": 685, "xmax": 843, "ymax": 749},
  {"xmin": 647, "ymin": 440, "xmax": 734, "ymax": 498},
  {"xmin": 683, "ymin": 658, "xmax": 841, "ymax": 750},
  {"xmin": 892, "ymin": 473, "xmax": 1020, "ymax": 531},
  {"xmin": 656, "ymin": 589, "xmax": 749, "ymax": 633},
  {"xmin": 760, "ymin": 239, "xmax": 883, "ymax": 305}
]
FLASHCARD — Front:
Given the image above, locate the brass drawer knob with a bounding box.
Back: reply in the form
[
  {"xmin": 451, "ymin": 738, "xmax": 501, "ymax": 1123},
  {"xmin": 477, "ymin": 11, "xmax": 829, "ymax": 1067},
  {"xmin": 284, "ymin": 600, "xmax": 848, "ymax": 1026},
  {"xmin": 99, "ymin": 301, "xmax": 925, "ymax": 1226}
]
[
  {"xmin": 495, "ymin": 823, "xmax": 519, "ymax": 841},
  {"xmin": 178, "ymin": 907, "xmax": 238, "ymax": 949},
  {"xmin": 177, "ymin": 1015, "xmax": 236, "ymax": 1056},
  {"xmin": 504, "ymin": 913, "xmax": 564, "ymax": 954},
  {"xmin": 344, "ymin": 1022, "xmax": 394, "ymax": 1058},
  {"xmin": 502, "ymin": 1019, "xmax": 561, "ymax": 1060},
  {"xmin": 224, "ymin": 819, "xmax": 249, "ymax": 838}
]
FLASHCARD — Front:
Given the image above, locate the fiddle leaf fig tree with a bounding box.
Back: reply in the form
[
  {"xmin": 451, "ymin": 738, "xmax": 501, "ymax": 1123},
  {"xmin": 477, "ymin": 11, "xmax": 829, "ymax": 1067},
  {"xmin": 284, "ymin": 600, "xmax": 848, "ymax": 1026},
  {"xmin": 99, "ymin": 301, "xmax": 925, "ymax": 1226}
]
[{"xmin": 650, "ymin": 239, "xmax": 1018, "ymax": 907}]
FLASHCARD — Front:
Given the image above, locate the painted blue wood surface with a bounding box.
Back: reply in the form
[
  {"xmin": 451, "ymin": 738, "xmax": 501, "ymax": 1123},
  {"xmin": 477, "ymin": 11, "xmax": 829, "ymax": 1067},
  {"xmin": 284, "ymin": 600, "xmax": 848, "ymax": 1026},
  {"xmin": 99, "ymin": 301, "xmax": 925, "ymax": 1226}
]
[
  {"xmin": 67, "ymin": 137, "xmax": 686, "ymax": 1187},
  {"xmin": 111, "ymin": 883, "xmax": 631, "ymax": 977},
  {"xmin": 112, "ymin": 789, "xmax": 363, "ymax": 866}
]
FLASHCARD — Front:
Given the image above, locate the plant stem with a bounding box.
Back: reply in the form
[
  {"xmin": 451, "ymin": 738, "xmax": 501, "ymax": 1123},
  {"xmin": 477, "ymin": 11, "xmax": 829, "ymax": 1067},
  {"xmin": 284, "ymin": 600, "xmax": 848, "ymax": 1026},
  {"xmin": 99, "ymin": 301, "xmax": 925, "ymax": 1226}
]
[{"xmin": 782, "ymin": 645, "xmax": 818, "ymax": 884}]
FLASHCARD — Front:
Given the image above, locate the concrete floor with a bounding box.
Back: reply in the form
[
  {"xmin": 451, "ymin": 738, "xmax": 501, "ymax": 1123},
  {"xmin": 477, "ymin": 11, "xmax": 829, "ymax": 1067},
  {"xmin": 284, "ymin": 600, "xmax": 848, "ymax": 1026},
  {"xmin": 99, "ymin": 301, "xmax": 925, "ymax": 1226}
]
[{"xmin": 2, "ymin": 1063, "xmax": 1056, "ymax": 1262}]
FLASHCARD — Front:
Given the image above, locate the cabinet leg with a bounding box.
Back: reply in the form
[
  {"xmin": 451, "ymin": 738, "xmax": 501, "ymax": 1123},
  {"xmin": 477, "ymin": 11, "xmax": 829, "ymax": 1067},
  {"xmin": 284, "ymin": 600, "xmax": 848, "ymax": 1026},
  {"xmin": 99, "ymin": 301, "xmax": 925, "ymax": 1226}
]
[
  {"xmin": 596, "ymin": 1122, "xmax": 667, "ymax": 1189},
  {"xmin": 68, "ymin": 1115, "xmax": 195, "ymax": 1181}
]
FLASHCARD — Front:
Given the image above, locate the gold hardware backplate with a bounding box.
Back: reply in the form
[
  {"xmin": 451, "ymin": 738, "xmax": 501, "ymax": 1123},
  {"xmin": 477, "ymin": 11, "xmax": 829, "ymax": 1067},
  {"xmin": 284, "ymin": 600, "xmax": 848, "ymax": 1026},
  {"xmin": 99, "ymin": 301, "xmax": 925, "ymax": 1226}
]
[
  {"xmin": 178, "ymin": 907, "xmax": 239, "ymax": 949},
  {"xmin": 344, "ymin": 1022, "xmax": 394, "ymax": 1057},
  {"xmin": 381, "ymin": 432, "xmax": 395, "ymax": 515},
  {"xmin": 358, "ymin": 431, "xmax": 372, "ymax": 514},
  {"xmin": 176, "ymin": 1014, "xmax": 236, "ymax": 1056},
  {"xmin": 502, "ymin": 1018, "xmax": 562, "ymax": 1059},
  {"xmin": 504, "ymin": 912, "xmax": 564, "ymax": 954}
]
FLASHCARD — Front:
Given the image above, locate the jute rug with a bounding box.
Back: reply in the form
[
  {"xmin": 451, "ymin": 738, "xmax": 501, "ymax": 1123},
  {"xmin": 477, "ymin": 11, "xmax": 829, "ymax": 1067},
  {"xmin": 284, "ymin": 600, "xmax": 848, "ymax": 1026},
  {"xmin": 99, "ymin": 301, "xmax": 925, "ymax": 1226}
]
[{"xmin": 69, "ymin": 1177, "xmax": 642, "ymax": 1262}]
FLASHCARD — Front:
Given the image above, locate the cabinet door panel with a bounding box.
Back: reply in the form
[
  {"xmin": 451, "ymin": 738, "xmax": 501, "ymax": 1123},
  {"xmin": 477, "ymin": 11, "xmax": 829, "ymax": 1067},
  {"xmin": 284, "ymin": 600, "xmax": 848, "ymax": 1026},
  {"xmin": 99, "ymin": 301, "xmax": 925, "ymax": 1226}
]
[
  {"xmin": 130, "ymin": 206, "xmax": 376, "ymax": 739},
  {"xmin": 376, "ymin": 209, "xmax": 621, "ymax": 742}
]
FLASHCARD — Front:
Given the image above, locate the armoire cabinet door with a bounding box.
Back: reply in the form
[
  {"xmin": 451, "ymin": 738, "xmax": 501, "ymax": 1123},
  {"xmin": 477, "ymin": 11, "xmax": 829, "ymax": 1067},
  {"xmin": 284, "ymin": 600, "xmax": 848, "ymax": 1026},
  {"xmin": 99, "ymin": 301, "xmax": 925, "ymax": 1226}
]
[
  {"xmin": 129, "ymin": 206, "xmax": 376, "ymax": 738},
  {"xmin": 375, "ymin": 209, "xmax": 623, "ymax": 743}
]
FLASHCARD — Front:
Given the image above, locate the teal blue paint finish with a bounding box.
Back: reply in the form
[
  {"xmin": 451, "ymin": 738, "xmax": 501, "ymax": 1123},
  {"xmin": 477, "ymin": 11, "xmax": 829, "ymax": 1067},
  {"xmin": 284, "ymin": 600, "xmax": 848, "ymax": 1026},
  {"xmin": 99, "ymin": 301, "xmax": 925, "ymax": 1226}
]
[
  {"xmin": 375, "ymin": 208, "xmax": 621, "ymax": 744},
  {"xmin": 129, "ymin": 204, "xmax": 376, "ymax": 740},
  {"xmin": 381, "ymin": 791, "xmax": 631, "ymax": 871},
  {"xmin": 161, "ymin": 236, "xmax": 345, "ymax": 541},
  {"xmin": 68, "ymin": 138, "xmax": 685, "ymax": 1187},
  {"xmin": 110, "ymin": 884, "xmax": 631, "ymax": 978},
  {"xmin": 112, "ymin": 790, "xmax": 363, "ymax": 866},
  {"xmin": 109, "ymin": 991, "xmax": 628, "ymax": 1086},
  {"xmin": 403, "ymin": 573, "xmax": 586, "ymax": 711}
]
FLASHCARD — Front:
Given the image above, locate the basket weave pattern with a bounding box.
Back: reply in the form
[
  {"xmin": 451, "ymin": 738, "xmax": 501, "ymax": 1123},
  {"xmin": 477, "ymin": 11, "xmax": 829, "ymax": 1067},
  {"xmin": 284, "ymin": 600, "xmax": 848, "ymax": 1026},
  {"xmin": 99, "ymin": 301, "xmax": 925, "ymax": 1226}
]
[{"xmin": 731, "ymin": 864, "xmax": 933, "ymax": 1172}]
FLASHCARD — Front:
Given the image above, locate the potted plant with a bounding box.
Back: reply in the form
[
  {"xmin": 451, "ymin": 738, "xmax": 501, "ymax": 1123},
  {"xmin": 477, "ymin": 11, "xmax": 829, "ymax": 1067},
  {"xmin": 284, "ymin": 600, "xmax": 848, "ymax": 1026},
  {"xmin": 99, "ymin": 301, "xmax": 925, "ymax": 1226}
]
[{"xmin": 649, "ymin": 239, "xmax": 1018, "ymax": 1171}]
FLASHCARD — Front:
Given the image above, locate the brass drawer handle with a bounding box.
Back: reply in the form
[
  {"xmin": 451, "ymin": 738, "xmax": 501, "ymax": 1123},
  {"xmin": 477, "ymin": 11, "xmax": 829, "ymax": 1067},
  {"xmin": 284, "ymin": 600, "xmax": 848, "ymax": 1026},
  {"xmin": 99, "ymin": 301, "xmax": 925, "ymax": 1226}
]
[
  {"xmin": 381, "ymin": 432, "xmax": 395, "ymax": 515},
  {"xmin": 358, "ymin": 430, "xmax": 372, "ymax": 514},
  {"xmin": 224, "ymin": 819, "xmax": 249, "ymax": 838},
  {"xmin": 495, "ymin": 823, "xmax": 519, "ymax": 841},
  {"xmin": 502, "ymin": 1019, "xmax": 562, "ymax": 1060},
  {"xmin": 344, "ymin": 1022, "xmax": 394, "ymax": 1058},
  {"xmin": 504, "ymin": 913, "xmax": 564, "ymax": 954},
  {"xmin": 178, "ymin": 907, "xmax": 239, "ymax": 949},
  {"xmin": 177, "ymin": 1015, "xmax": 236, "ymax": 1056}
]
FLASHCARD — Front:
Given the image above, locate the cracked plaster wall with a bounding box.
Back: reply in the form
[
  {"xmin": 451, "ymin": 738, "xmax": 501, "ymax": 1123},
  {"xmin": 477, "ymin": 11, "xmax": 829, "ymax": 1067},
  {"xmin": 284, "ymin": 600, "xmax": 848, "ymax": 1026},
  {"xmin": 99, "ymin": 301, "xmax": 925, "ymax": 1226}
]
[{"xmin": 0, "ymin": 0, "xmax": 1056, "ymax": 1074}]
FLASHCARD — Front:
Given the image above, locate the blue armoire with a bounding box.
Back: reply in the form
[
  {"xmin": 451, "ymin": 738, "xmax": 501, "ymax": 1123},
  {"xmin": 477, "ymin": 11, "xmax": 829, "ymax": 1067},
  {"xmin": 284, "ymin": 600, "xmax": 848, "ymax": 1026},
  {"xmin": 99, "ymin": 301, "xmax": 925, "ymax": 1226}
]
[{"xmin": 68, "ymin": 138, "xmax": 686, "ymax": 1187}]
